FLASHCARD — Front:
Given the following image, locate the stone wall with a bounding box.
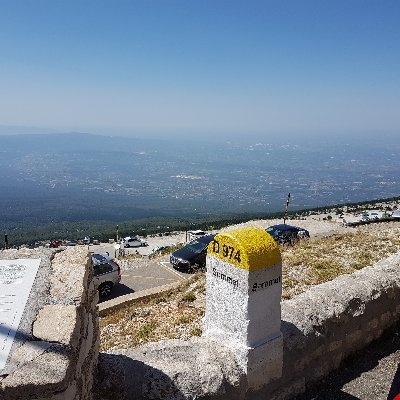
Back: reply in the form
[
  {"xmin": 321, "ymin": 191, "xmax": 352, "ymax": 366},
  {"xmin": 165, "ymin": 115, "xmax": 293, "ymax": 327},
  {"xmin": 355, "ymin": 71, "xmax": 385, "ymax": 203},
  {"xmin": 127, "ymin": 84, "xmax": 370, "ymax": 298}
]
[
  {"xmin": 2, "ymin": 245, "xmax": 398, "ymax": 399},
  {"xmin": 96, "ymin": 252, "xmax": 400, "ymax": 400},
  {"xmin": 270, "ymin": 251, "xmax": 400, "ymax": 399},
  {"xmin": 0, "ymin": 247, "xmax": 99, "ymax": 400}
]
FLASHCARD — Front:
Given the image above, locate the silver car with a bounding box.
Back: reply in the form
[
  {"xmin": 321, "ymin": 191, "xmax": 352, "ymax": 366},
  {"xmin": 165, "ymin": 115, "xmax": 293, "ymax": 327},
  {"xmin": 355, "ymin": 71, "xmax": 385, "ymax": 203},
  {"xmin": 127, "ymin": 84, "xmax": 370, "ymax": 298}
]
[
  {"xmin": 121, "ymin": 236, "xmax": 148, "ymax": 248},
  {"xmin": 91, "ymin": 253, "xmax": 121, "ymax": 297}
]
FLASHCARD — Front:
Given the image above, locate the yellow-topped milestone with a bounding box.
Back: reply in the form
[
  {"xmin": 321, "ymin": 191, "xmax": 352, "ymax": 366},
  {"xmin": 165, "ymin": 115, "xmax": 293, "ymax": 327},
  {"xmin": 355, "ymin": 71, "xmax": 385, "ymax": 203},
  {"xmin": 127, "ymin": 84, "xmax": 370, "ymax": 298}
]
[{"xmin": 208, "ymin": 227, "xmax": 281, "ymax": 271}]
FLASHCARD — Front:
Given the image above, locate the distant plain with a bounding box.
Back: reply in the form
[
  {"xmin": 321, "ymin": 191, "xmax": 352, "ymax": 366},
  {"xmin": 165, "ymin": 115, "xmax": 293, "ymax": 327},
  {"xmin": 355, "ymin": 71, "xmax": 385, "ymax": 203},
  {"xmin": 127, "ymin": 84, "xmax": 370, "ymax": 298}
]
[{"xmin": 1, "ymin": 132, "xmax": 399, "ymax": 244}]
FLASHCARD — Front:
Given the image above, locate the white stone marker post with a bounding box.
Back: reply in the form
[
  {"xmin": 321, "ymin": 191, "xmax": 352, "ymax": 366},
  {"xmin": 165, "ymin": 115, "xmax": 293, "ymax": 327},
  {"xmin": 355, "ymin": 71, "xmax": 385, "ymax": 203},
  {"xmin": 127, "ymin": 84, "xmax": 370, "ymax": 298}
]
[{"xmin": 203, "ymin": 227, "xmax": 283, "ymax": 390}]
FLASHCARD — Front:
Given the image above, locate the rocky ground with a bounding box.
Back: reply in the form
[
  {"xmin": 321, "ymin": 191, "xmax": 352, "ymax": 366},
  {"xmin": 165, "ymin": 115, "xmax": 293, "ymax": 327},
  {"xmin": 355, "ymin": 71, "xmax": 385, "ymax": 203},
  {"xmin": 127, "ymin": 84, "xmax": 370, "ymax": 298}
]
[{"xmin": 100, "ymin": 216, "xmax": 400, "ymax": 352}]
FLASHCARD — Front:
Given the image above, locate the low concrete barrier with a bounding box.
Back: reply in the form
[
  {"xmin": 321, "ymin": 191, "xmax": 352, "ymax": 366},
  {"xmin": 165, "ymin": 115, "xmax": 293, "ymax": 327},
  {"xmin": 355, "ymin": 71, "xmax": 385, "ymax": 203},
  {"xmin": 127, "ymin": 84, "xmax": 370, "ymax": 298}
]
[
  {"xmin": 98, "ymin": 281, "xmax": 183, "ymax": 317},
  {"xmin": 274, "ymin": 251, "xmax": 400, "ymax": 398}
]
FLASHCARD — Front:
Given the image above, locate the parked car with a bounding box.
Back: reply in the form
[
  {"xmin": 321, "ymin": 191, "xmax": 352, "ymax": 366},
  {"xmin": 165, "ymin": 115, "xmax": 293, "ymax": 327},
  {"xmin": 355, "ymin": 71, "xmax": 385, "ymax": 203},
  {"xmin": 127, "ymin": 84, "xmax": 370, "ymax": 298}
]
[
  {"xmin": 265, "ymin": 224, "xmax": 310, "ymax": 245},
  {"xmin": 363, "ymin": 211, "xmax": 382, "ymax": 220},
  {"xmin": 188, "ymin": 230, "xmax": 206, "ymax": 240},
  {"xmin": 170, "ymin": 234, "xmax": 215, "ymax": 272},
  {"xmin": 91, "ymin": 253, "xmax": 121, "ymax": 297},
  {"xmin": 121, "ymin": 236, "xmax": 148, "ymax": 248}
]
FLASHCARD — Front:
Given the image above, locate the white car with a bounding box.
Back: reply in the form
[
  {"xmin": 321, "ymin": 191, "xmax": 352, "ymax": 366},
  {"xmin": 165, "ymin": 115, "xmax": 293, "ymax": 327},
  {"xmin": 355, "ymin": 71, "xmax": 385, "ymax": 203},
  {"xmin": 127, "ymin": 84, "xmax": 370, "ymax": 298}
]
[
  {"xmin": 91, "ymin": 253, "xmax": 121, "ymax": 297},
  {"xmin": 188, "ymin": 230, "xmax": 206, "ymax": 241},
  {"xmin": 121, "ymin": 236, "xmax": 148, "ymax": 248}
]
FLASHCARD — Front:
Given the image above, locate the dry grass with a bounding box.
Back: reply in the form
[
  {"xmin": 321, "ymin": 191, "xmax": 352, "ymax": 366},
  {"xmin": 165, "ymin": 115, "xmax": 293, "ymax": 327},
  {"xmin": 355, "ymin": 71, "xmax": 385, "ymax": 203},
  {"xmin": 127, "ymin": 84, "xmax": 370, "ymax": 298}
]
[
  {"xmin": 100, "ymin": 221, "xmax": 400, "ymax": 351},
  {"xmin": 148, "ymin": 243, "xmax": 184, "ymax": 258},
  {"xmin": 119, "ymin": 253, "xmax": 143, "ymax": 260},
  {"xmin": 281, "ymin": 223, "xmax": 400, "ymax": 298},
  {"xmin": 100, "ymin": 273, "xmax": 205, "ymax": 351}
]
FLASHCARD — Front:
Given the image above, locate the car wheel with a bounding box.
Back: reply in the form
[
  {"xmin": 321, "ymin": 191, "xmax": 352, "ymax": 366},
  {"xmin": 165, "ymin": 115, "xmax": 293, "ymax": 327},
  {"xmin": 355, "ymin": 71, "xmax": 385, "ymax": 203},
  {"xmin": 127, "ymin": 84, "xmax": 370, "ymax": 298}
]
[
  {"xmin": 98, "ymin": 282, "xmax": 113, "ymax": 297},
  {"xmin": 198, "ymin": 264, "xmax": 206, "ymax": 273},
  {"xmin": 190, "ymin": 263, "xmax": 203, "ymax": 274},
  {"xmin": 187, "ymin": 265, "xmax": 195, "ymax": 274}
]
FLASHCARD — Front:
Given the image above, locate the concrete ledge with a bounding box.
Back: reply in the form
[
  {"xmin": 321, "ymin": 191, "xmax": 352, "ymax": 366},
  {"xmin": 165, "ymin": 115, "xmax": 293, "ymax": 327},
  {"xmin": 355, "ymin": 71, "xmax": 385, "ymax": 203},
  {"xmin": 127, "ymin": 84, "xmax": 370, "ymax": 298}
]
[
  {"xmin": 98, "ymin": 281, "xmax": 185, "ymax": 317},
  {"xmin": 0, "ymin": 247, "xmax": 99, "ymax": 400},
  {"xmin": 96, "ymin": 338, "xmax": 246, "ymax": 400},
  {"xmin": 1, "ymin": 345, "xmax": 72, "ymax": 399},
  {"xmin": 33, "ymin": 305, "xmax": 80, "ymax": 346}
]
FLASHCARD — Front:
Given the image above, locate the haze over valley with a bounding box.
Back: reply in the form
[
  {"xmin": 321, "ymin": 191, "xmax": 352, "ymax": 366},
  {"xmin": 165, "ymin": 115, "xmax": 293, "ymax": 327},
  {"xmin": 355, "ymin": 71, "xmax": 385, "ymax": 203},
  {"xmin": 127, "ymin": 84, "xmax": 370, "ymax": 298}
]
[{"xmin": 1, "ymin": 132, "xmax": 399, "ymax": 229}]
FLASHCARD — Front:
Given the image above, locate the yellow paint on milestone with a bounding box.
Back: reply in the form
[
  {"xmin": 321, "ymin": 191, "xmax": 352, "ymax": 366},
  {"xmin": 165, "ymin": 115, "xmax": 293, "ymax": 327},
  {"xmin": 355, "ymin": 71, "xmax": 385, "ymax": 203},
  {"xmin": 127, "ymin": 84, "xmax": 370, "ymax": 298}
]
[{"xmin": 208, "ymin": 227, "xmax": 281, "ymax": 271}]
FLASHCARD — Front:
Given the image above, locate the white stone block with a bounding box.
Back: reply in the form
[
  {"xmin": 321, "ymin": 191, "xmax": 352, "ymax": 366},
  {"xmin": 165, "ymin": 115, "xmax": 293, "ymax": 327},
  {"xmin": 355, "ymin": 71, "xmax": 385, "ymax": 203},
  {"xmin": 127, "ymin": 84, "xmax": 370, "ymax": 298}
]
[
  {"xmin": 236, "ymin": 334, "xmax": 283, "ymax": 390},
  {"xmin": 203, "ymin": 227, "xmax": 283, "ymax": 389}
]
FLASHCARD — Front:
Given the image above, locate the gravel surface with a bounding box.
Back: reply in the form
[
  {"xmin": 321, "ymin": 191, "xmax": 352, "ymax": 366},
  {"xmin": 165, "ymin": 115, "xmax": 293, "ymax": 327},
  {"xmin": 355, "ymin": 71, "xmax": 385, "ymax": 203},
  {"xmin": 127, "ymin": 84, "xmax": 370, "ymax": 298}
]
[{"xmin": 219, "ymin": 216, "xmax": 350, "ymax": 238}]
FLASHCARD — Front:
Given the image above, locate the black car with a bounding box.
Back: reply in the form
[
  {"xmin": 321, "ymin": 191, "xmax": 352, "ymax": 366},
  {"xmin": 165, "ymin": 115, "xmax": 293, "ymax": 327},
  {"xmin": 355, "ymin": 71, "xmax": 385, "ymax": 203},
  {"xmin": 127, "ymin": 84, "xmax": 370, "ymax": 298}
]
[
  {"xmin": 265, "ymin": 224, "xmax": 310, "ymax": 245},
  {"xmin": 170, "ymin": 234, "xmax": 215, "ymax": 272}
]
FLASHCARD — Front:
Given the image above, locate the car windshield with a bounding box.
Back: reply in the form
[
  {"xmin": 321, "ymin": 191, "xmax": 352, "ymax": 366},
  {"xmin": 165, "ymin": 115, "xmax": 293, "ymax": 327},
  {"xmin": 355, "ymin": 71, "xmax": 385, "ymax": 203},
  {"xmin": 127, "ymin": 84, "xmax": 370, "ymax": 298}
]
[
  {"xmin": 266, "ymin": 227, "xmax": 285, "ymax": 236},
  {"xmin": 186, "ymin": 240, "xmax": 208, "ymax": 253},
  {"xmin": 92, "ymin": 254, "xmax": 107, "ymax": 263}
]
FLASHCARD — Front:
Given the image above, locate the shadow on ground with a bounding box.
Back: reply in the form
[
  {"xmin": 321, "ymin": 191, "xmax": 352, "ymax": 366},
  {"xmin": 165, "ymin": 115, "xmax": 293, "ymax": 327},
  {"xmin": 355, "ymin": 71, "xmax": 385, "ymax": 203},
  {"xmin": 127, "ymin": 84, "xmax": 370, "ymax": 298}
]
[
  {"xmin": 94, "ymin": 353, "xmax": 184, "ymax": 400},
  {"xmin": 294, "ymin": 322, "xmax": 400, "ymax": 400},
  {"xmin": 98, "ymin": 283, "xmax": 134, "ymax": 303}
]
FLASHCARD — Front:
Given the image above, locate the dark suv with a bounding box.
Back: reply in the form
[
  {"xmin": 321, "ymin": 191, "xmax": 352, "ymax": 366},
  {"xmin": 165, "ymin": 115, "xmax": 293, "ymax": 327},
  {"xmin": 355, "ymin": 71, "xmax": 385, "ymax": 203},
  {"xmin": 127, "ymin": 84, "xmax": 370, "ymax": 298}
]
[
  {"xmin": 170, "ymin": 234, "xmax": 215, "ymax": 272},
  {"xmin": 265, "ymin": 224, "xmax": 309, "ymax": 245}
]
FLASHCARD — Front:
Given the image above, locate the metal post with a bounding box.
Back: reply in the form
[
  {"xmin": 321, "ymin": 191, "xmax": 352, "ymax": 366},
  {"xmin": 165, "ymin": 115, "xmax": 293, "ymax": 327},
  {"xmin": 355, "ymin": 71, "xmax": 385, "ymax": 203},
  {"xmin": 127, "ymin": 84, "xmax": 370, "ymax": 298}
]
[{"xmin": 284, "ymin": 193, "xmax": 291, "ymax": 225}]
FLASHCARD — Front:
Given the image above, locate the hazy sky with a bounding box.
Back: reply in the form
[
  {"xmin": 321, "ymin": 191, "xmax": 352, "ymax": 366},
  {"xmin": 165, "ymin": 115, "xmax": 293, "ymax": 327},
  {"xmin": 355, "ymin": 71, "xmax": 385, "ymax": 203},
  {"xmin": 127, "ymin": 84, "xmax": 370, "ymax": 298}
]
[{"xmin": 1, "ymin": 1, "xmax": 399, "ymax": 138}]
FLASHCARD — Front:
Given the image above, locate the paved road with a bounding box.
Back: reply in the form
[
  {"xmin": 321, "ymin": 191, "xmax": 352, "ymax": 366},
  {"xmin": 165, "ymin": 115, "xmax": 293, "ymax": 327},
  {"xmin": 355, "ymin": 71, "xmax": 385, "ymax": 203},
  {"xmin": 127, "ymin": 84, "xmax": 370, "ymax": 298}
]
[
  {"xmin": 89, "ymin": 243, "xmax": 193, "ymax": 303},
  {"xmin": 117, "ymin": 257, "xmax": 189, "ymax": 293},
  {"xmin": 294, "ymin": 322, "xmax": 400, "ymax": 400}
]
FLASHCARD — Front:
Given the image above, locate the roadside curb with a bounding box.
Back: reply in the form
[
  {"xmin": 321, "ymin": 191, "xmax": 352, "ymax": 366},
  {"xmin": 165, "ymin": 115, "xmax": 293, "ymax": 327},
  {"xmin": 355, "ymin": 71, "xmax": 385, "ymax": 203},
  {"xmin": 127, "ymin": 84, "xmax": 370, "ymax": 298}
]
[{"xmin": 98, "ymin": 280, "xmax": 184, "ymax": 317}]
